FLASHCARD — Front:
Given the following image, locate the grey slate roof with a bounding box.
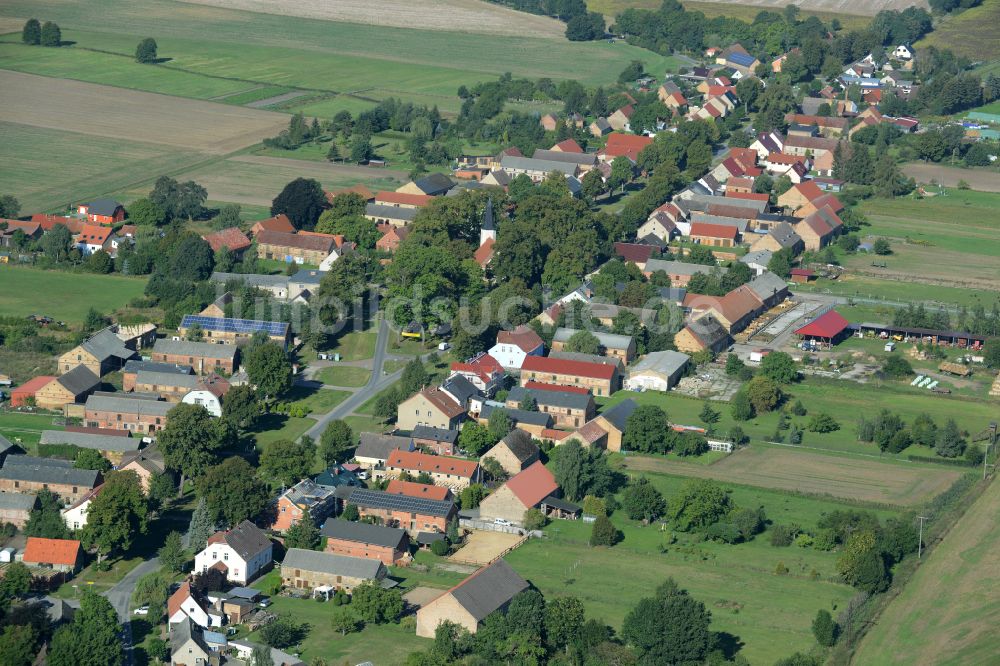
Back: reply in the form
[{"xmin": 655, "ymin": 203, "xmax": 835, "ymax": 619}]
[
  {"xmin": 531, "ymin": 149, "xmax": 597, "ymax": 166},
  {"xmin": 134, "ymin": 370, "xmax": 201, "ymax": 390},
  {"xmin": 122, "ymin": 360, "xmax": 194, "ymax": 376},
  {"xmin": 282, "ymin": 547, "xmax": 385, "ymax": 580},
  {"xmin": 746, "ymin": 272, "xmax": 788, "ymax": 302},
  {"xmin": 767, "ymin": 222, "xmax": 803, "ymax": 249},
  {"xmin": 411, "ymin": 173, "xmax": 454, "ymax": 196},
  {"xmin": 365, "ymin": 204, "xmax": 418, "ymax": 222},
  {"xmin": 170, "ymin": 617, "xmax": 210, "ymax": 658},
  {"xmin": 211, "ymin": 520, "xmax": 271, "ymax": 559},
  {"xmin": 0, "ymin": 434, "xmax": 13, "ymax": 457},
  {"xmin": 553, "ymin": 327, "xmax": 633, "ymax": 352},
  {"xmin": 740, "ymin": 249, "xmax": 773, "ymax": 267},
  {"xmin": 440, "ymin": 375, "xmax": 481, "ymax": 407},
  {"xmin": 410, "ymin": 425, "xmax": 459, "ymax": 444},
  {"xmin": 643, "ymin": 259, "xmax": 713, "ymax": 277},
  {"xmin": 599, "ymin": 398, "xmax": 638, "ymax": 432},
  {"xmin": 84, "ymin": 394, "xmax": 173, "ymax": 417},
  {"xmin": 0, "ymin": 491, "xmax": 37, "ymax": 512},
  {"xmin": 447, "ymin": 559, "xmax": 529, "ymax": 622},
  {"xmin": 85, "ymin": 198, "xmax": 123, "ymax": 217},
  {"xmin": 118, "ymin": 445, "xmax": 165, "ymax": 474},
  {"xmin": 320, "ymin": 518, "xmax": 408, "ymax": 550},
  {"xmin": 628, "ymin": 350, "xmax": 690, "ymax": 377},
  {"xmin": 152, "ymin": 339, "xmax": 237, "ymax": 361},
  {"xmin": 481, "ymin": 198, "xmax": 495, "ymax": 231},
  {"xmin": 479, "ymin": 404, "xmax": 551, "ymax": 428},
  {"xmin": 55, "ymin": 366, "xmax": 101, "ymax": 397},
  {"xmin": 0, "ymin": 456, "xmax": 100, "ymax": 487},
  {"xmin": 507, "ymin": 386, "xmax": 592, "ymax": 412},
  {"xmin": 356, "ymin": 433, "xmax": 412, "ymax": 461},
  {"xmin": 491, "ymin": 429, "xmax": 538, "ymax": 463},
  {"xmin": 690, "ymin": 213, "xmax": 749, "ymax": 232},
  {"xmin": 500, "ymin": 155, "xmax": 577, "ymax": 176},
  {"xmin": 687, "ymin": 314, "xmax": 731, "ymax": 348},
  {"xmin": 40, "ymin": 430, "xmax": 142, "ymax": 453},
  {"xmin": 80, "ymin": 329, "xmax": 134, "ymax": 363},
  {"xmin": 548, "ymin": 351, "xmax": 621, "ymax": 368}
]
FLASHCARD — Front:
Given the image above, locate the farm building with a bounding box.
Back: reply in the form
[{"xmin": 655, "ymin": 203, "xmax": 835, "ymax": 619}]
[
  {"xmin": 178, "ymin": 315, "xmax": 291, "ymax": 348},
  {"xmin": 320, "ymin": 519, "xmax": 411, "ymax": 566},
  {"xmin": 416, "ymin": 559, "xmax": 529, "ymax": 637},
  {"xmin": 10, "ymin": 375, "xmax": 57, "ymax": 407},
  {"xmin": 794, "ymin": 309, "xmax": 851, "ymax": 346},
  {"xmin": 280, "ymin": 548, "xmax": 387, "ymax": 593},
  {"xmin": 624, "ymin": 351, "xmax": 691, "ymax": 392}
]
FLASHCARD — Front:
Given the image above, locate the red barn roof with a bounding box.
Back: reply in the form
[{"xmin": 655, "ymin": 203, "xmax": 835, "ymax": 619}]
[
  {"xmin": 602, "ymin": 134, "xmax": 654, "ymax": 162},
  {"xmin": 505, "ymin": 461, "xmax": 558, "ymax": 508},
  {"xmin": 387, "ymin": 450, "xmax": 479, "ymax": 479},
  {"xmin": 521, "ymin": 356, "xmax": 616, "ymax": 380},
  {"xmin": 386, "ymin": 479, "xmax": 451, "ymax": 501},
  {"xmin": 794, "ymin": 309, "xmax": 849, "ymax": 339},
  {"xmin": 690, "ymin": 222, "xmax": 738, "ymax": 240},
  {"xmin": 23, "ymin": 537, "xmax": 81, "ymax": 567},
  {"xmin": 614, "ymin": 242, "xmax": 655, "ymax": 264},
  {"xmin": 202, "ymin": 227, "xmax": 252, "ymax": 253}
]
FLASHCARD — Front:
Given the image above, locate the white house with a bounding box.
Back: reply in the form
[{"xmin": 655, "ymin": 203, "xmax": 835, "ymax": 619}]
[
  {"xmin": 488, "ymin": 325, "xmax": 545, "ymax": 371},
  {"xmin": 194, "ymin": 520, "xmax": 273, "ymax": 585},
  {"xmin": 892, "ymin": 44, "xmax": 913, "ymax": 60},
  {"xmin": 167, "ymin": 582, "xmax": 223, "ymax": 629},
  {"xmin": 624, "ymin": 350, "xmax": 690, "ymax": 392},
  {"xmin": 61, "ymin": 484, "xmax": 104, "ymax": 531},
  {"xmin": 318, "ymin": 244, "xmax": 353, "ymax": 272},
  {"xmin": 182, "ymin": 388, "xmax": 223, "ymax": 417}
]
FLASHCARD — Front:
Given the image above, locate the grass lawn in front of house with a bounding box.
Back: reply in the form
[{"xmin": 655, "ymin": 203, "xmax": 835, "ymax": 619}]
[{"xmin": 315, "ymin": 366, "xmax": 371, "ymax": 387}]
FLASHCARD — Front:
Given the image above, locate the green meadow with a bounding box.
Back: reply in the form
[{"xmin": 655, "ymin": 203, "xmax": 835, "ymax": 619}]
[{"xmin": 0, "ymin": 266, "xmax": 148, "ymax": 322}]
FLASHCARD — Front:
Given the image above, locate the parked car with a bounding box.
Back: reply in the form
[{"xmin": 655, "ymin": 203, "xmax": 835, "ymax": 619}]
[
  {"xmin": 259, "ymin": 598, "xmax": 272, "ymax": 608},
  {"xmin": 494, "ymin": 518, "xmax": 512, "ymax": 527},
  {"xmin": 133, "ymin": 606, "xmax": 149, "ymax": 616}
]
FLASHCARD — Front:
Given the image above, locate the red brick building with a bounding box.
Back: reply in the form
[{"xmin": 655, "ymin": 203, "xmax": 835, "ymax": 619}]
[
  {"xmin": 342, "ymin": 488, "xmax": 456, "ymax": 536},
  {"xmin": 321, "ymin": 519, "xmax": 411, "ymax": 566}
]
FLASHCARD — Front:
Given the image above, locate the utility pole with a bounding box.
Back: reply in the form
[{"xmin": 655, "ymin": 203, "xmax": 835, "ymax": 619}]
[{"xmin": 917, "ymin": 515, "xmax": 928, "ymax": 559}]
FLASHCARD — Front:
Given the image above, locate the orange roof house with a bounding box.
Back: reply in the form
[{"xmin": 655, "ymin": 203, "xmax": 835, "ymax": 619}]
[
  {"xmin": 23, "ymin": 537, "xmax": 83, "ymax": 572},
  {"xmin": 202, "ymin": 227, "xmax": 252, "ymax": 254},
  {"xmin": 551, "ymin": 139, "xmax": 583, "ymax": 153},
  {"xmin": 505, "ymin": 461, "xmax": 558, "ymax": 509},
  {"xmin": 386, "ymin": 479, "xmax": 452, "ymax": 501},
  {"xmin": 10, "ymin": 375, "xmax": 57, "ymax": 407},
  {"xmin": 601, "ymin": 134, "xmax": 654, "ymax": 163},
  {"xmin": 376, "ymin": 225, "xmax": 411, "ymax": 253},
  {"xmin": 373, "ymin": 191, "xmax": 434, "ymax": 208},
  {"xmin": 690, "ymin": 222, "xmax": 739, "ymax": 247},
  {"xmin": 77, "ymin": 224, "xmax": 113, "ymax": 249},
  {"xmin": 385, "ymin": 450, "xmax": 481, "ymax": 488},
  {"xmin": 251, "ymin": 214, "xmax": 296, "ymax": 236}
]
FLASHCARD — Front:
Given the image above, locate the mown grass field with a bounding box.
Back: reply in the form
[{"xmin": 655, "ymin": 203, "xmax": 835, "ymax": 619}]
[
  {"xmin": 853, "ymin": 476, "xmax": 1000, "ymax": 664},
  {"xmin": 0, "ymin": 0, "xmax": 676, "ymax": 102},
  {"xmin": 794, "ymin": 274, "xmax": 997, "ymax": 309},
  {"xmin": 0, "ymin": 266, "xmax": 148, "ymax": 322},
  {"xmin": 624, "ymin": 445, "xmax": 962, "ymax": 506},
  {"xmin": 0, "ymin": 412, "xmax": 64, "ymax": 453},
  {"xmin": 0, "ymin": 121, "xmax": 206, "ymax": 214},
  {"xmin": 851, "ymin": 189, "xmax": 1000, "ymax": 290},
  {"xmin": 507, "ymin": 470, "xmax": 878, "ymax": 664},
  {"xmin": 917, "ymin": 0, "xmax": 1000, "ymax": 59},
  {"xmin": 315, "ymin": 366, "xmax": 371, "ymax": 387},
  {"xmin": 601, "ymin": 376, "xmax": 999, "ymax": 459}
]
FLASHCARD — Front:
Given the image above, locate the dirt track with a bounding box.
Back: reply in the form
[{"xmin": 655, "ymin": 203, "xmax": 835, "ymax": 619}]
[
  {"xmin": 903, "ymin": 162, "xmax": 1000, "ymax": 193},
  {"xmin": 178, "ymin": 0, "xmax": 566, "ymax": 37},
  {"xmin": 624, "ymin": 447, "xmax": 961, "ymax": 506},
  {"xmin": 0, "ymin": 70, "xmax": 287, "ymax": 154}
]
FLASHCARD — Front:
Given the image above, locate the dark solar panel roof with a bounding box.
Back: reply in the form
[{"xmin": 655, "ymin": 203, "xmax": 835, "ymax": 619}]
[
  {"xmin": 346, "ymin": 488, "xmax": 454, "ymax": 517},
  {"xmin": 180, "ymin": 315, "xmax": 288, "ymax": 337}
]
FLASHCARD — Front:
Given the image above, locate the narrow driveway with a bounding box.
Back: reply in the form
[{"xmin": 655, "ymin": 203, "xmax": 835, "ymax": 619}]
[{"xmin": 104, "ymin": 555, "xmax": 160, "ymax": 666}]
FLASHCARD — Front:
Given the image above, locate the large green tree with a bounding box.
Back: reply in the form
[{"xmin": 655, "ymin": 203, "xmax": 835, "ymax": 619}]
[
  {"xmin": 187, "ymin": 497, "xmax": 216, "ymax": 552},
  {"xmin": 158, "ymin": 403, "xmax": 226, "ymax": 492},
  {"xmin": 135, "ymin": 37, "xmax": 158, "ymax": 63},
  {"xmin": 260, "ymin": 439, "xmax": 314, "ymax": 486},
  {"xmin": 48, "ymin": 590, "xmax": 123, "ymax": 666},
  {"xmin": 221, "ymin": 384, "xmax": 260, "ymax": 430},
  {"xmin": 149, "ymin": 175, "xmax": 207, "ymax": 221},
  {"xmin": 21, "ymin": 19, "xmax": 40, "ymax": 45},
  {"xmin": 319, "ymin": 420, "xmax": 354, "ymax": 466},
  {"xmin": 270, "ymin": 177, "xmax": 328, "ymax": 230},
  {"xmin": 40, "ymin": 21, "xmax": 61, "ymax": 47},
  {"xmin": 621, "ymin": 579, "xmax": 712, "ymax": 664},
  {"xmin": 564, "ymin": 330, "xmax": 601, "ymax": 355},
  {"xmin": 352, "ymin": 580, "xmax": 404, "ymax": 624},
  {"xmin": 197, "ymin": 457, "xmax": 270, "ymax": 527},
  {"xmin": 24, "ymin": 489, "xmax": 70, "ymax": 539},
  {"xmin": 243, "ymin": 341, "xmax": 292, "ymax": 400},
  {"xmin": 622, "ymin": 477, "xmax": 666, "ymax": 522},
  {"xmin": 284, "ymin": 508, "xmax": 320, "ymax": 550},
  {"xmin": 83, "ymin": 470, "xmax": 149, "ymax": 562},
  {"xmin": 666, "ymin": 478, "xmax": 732, "ymax": 531},
  {"xmin": 621, "ymin": 405, "xmax": 670, "ymax": 454}
]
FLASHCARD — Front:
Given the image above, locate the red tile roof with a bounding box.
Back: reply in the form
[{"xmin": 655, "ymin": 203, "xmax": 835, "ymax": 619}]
[
  {"xmin": 521, "ymin": 356, "xmax": 616, "ymax": 381},
  {"xmin": 474, "ymin": 237, "xmax": 495, "ymax": 267},
  {"xmin": 202, "ymin": 227, "xmax": 251, "ymax": 253},
  {"xmin": 374, "ymin": 191, "xmax": 433, "ymax": 207},
  {"xmin": 614, "ymin": 242, "xmax": 655, "ymax": 264},
  {"xmin": 551, "ymin": 139, "xmax": 583, "ymax": 153},
  {"xmin": 387, "ymin": 449, "xmax": 479, "ymax": 479},
  {"xmin": 255, "ymin": 230, "xmax": 335, "ymax": 253},
  {"xmin": 23, "ymin": 537, "xmax": 81, "ymax": 567},
  {"xmin": 540, "ymin": 428, "xmax": 571, "ymax": 441},
  {"xmin": 727, "ymin": 192, "xmax": 770, "ymax": 203},
  {"xmin": 326, "ymin": 184, "xmax": 375, "ymax": 204},
  {"xmin": 386, "ymin": 479, "xmax": 451, "ymax": 500},
  {"xmin": 251, "ymin": 214, "xmax": 296, "ymax": 234},
  {"xmin": 32, "ymin": 214, "xmax": 83, "ymax": 233},
  {"xmin": 12, "ymin": 375, "xmax": 57, "ymax": 395},
  {"xmin": 790, "ymin": 268, "xmax": 816, "ymax": 277},
  {"xmin": 0, "ymin": 220, "xmax": 41, "ymax": 236},
  {"xmin": 690, "ymin": 222, "xmax": 738, "ymax": 240},
  {"xmin": 413, "ymin": 387, "xmax": 467, "ymax": 419},
  {"xmin": 795, "ymin": 309, "xmax": 849, "ymax": 339},
  {"xmin": 809, "ymin": 193, "xmax": 844, "ymax": 214},
  {"xmin": 505, "ymin": 461, "xmax": 558, "ymax": 508},
  {"xmin": 78, "ymin": 224, "xmax": 113, "ymax": 245},
  {"xmin": 451, "ymin": 354, "xmax": 503, "ymax": 383},
  {"xmin": 168, "ymin": 581, "xmax": 193, "ymax": 619},
  {"xmin": 705, "ymin": 204, "xmax": 759, "ymax": 220},
  {"xmin": 497, "ymin": 325, "xmax": 544, "ymax": 354},
  {"xmin": 602, "ymin": 133, "xmax": 654, "ymax": 162},
  {"xmin": 790, "ymin": 181, "xmax": 824, "ymax": 203}
]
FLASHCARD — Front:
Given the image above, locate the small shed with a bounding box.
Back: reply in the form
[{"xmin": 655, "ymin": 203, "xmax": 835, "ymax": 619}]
[
  {"xmin": 794, "ymin": 309, "xmax": 850, "ymax": 346},
  {"xmin": 789, "ymin": 268, "xmax": 816, "ymax": 283}
]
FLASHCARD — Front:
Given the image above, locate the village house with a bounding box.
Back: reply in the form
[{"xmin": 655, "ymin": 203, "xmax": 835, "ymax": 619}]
[
  {"xmin": 78, "ymin": 198, "xmax": 125, "ymax": 225},
  {"xmin": 624, "ymin": 350, "xmax": 691, "ymax": 392},
  {"xmin": 686, "ymin": 285, "xmax": 764, "ymax": 334},
  {"xmin": 449, "ymin": 353, "xmax": 504, "ymax": 396},
  {"xmin": 195, "ymin": 520, "xmax": 273, "ymax": 585},
  {"xmin": 169, "ymin": 617, "xmax": 216, "ymax": 666},
  {"xmin": 416, "ymin": 559, "xmax": 529, "ymax": 637},
  {"xmin": 34, "ymin": 366, "xmax": 101, "ymax": 410},
  {"xmin": 395, "ymin": 387, "xmax": 468, "ymax": 431},
  {"xmin": 375, "ymin": 225, "xmax": 411, "ymax": 253},
  {"xmin": 505, "ymin": 386, "xmax": 595, "ymax": 429},
  {"xmin": 499, "ymin": 154, "xmax": 578, "ymax": 181},
  {"xmin": 600, "ymin": 133, "xmax": 654, "ymax": 163},
  {"xmin": 374, "ymin": 191, "xmax": 434, "ymax": 209},
  {"xmin": 132, "ymin": 369, "xmax": 201, "ymax": 401},
  {"xmin": 777, "ymin": 180, "xmax": 825, "ymax": 213},
  {"xmin": 796, "ymin": 192, "xmax": 844, "ymax": 220},
  {"xmin": 281, "ymin": 548, "xmax": 387, "ymax": 594},
  {"xmin": 642, "ymin": 259, "xmax": 712, "ymax": 287},
  {"xmin": 0, "ymin": 219, "xmax": 42, "ymax": 248},
  {"xmin": 84, "ymin": 394, "xmax": 173, "ymax": 434},
  {"xmin": 22, "ymin": 537, "xmax": 83, "ymax": 573},
  {"xmin": 520, "ymin": 356, "xmax": 619, "ymax": 397},
  {"xmin": 178, "ymin": 314, "xmax": 291, "ymax": 349},
  {"xmin": 270, "ymin": 479, "xmax": 338, "ymax": 533},
  {"xmin": 250, "ymin": 214, "xmax": 296, "ymax": 236},
  {"xmin": 674, "ymin": 314, "xmax": 732, "ymax": 354},
  {"xmin": 386, "ymin": 479, "xmax": 452, "ymax": 502},
  {"xmin": 326, "ymin": 184, "xmax": 375, "ymax": 203},
  {"xmin": 411, "ymin": 425, "xmax": 459, "ymax": 456},
  {"xmin": 532, "ymin": 149, "xmax": 597, "ymax": 172},
  {"xmin": 354, "ymin": 433, "xmax": 414, "ymax": 470},
  {"xmin": 488, "ymin": 325, "xmax": 545, "ymax": 372},
  {"xmin": 9, "ymin": 375, "xmax": 56, "ymax": 407},
  {"xmin": 118, "ymin": 445, "xmax": 166, "ymax": 493},
  {"xmin": 539, "ymin": 113, "xmax": 559, "ymax": 131},
  {"xmin": 339, "ymin": 487, "xmax": 457, "ymax": 535},
  {"xmin": 202, "ymin": 227, "xmax": 252, "ymax": 256},
  {"xmin": 0, "ymin": 455, "xmax": 101, "ymax": 504},
  {"xmin": 75, "ymin": 224, "xmax": 114, "ymax": 256},
  {"xmin": 366, "ymin": 203, "xmax": 418, "ymax": 228},
  {"xmin": 746, "ymin": 271, "xmax": 790, "ymax": 309},
  {"xmin": 613, "ymin": 242, "xmax": 656, "ymax": 270},
  {"xmin": 551, "ymin": 328, "xmax": 636, "ymax": 364},
  {"xmin": 180, "ymin": 374, "xmax": 230, "ymax": 417},
  {"xmin": 384, "ymin": 449, "xmax": 481, "ymax": 490},
  {"xmin": 58, "ymin": 328, "xmax": 136, "ymax": 376},
  {"xmin": 795, "ymin": 205, "xmax": 843, "ymax": 250},
  {"xmin": 314, "ymin": 464, "xmax": 363, "ymax": 491},
  {"xmin": 478, "ymin": 461, "xmax": 562, "ymax": 525},
  {"xmin": 589, "ymin": 117, "xmax": 612, "ymax": 137},
  {"xmin": 321, "ymin": 519, "xmax": 411, "ymax": 566},
  {"xmin": 480, "ymin": 430, "xmax": 540, "ymax": 477},
  {"xmin": 690, "ymin": 222, "xmax": 739, "ymax": 247},
  {"xmin": 0, "ymin": 491, "xmax": 36, "ymax": 528},
  {"xmin": 151, "ymin": 339, "xmax": 238, "ymax": 375},
  {"xmin": 255, "ymin": 230, "xmax": 340, "ymax": 266},
  {"xmin": 607, "ymin": 105, "xmax": 634, "ymax": 131},
  {"xmin": 574, "ymin": 399, "xmax": 638, "ymax": 452},
  {"xmin": 61, "ymin": 484, "xmax": 104, "ymax": 531},
  {"xmin": 784, "ymin": 113, "xmax": 849, "ymax": 137},
  {"xmin": 477, "ymin": 404, "xmax": 551, "ymax": 437},
  {"xmin": 39, "ymin": 430, "xmax": 142, "ymax": 465},
  {"xmin": 168, "ymin": 582, "xmax": 222, "ymax": 629},
  {"xmin": 749, "ymin": 222, "xmax": 804, "ymax": 255}
]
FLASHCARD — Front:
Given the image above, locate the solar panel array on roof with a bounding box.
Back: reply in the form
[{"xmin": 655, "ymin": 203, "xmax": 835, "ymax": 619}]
[
  {"xmin": 180, "ymin": 315, "xmax": 288, "ymax": 337},
  {"xmin": 347, "ymin": 488, "xmax": 454, "ymax": 517}
]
